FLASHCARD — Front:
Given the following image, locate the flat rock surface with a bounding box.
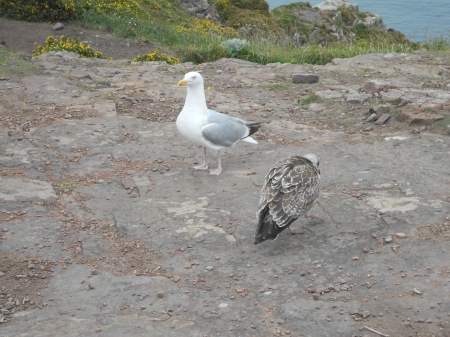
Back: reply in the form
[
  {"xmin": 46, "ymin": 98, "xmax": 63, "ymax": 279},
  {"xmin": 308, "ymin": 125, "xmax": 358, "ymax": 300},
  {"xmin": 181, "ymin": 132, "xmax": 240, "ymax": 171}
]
[
  {"xmin": 0, "ymin": 177, "xmax": 57, "ymax": 202},
  {"xmin": 1, "ymin": 21, "xmax": 450, "ymax": 337}
]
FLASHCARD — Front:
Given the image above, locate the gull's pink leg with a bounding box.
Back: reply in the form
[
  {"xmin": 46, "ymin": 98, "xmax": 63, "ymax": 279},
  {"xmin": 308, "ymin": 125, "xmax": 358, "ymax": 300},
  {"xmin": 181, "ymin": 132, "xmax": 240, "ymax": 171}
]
[
  {"xmin": 193, "ymin": 147, "xmax": 209, "ymax": 170},
  {"xmin": 209, "ymin": 150, "xmax": 222, "ymax": 176}
]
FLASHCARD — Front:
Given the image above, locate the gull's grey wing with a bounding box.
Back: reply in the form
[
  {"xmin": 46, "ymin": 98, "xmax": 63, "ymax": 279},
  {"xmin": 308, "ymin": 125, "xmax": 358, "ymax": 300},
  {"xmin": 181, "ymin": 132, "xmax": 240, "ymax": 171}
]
[{"xmin": 200, "ymin": 110, "xmax": 248, "ymax": 147}]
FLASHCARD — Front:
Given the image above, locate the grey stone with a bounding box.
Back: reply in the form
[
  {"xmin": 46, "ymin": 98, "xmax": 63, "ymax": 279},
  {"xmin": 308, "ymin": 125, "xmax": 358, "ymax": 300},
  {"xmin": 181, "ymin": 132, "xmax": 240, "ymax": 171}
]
[
  {"xmin": 382, "ymin": 90, "xmax": 406, "ymax": 105},
  {"xmin": 361, "ymin": 79, "xmax": 389, "ymax": 94},
  {"xmin": 315, "ymin": 89, "xmax": 342, "ymax": 100},
  {"xmin": 292, "ymin": 74, "xmax": 319, "ymax": 84},
  {"xmin": 361, "ymin": 310, "xmax": 371, "ymax": 318},
  {"xmin": 347, "ymin": 93, "xmax": 370, "ymax": 104},
  {"xmin": 51, "ymin": 22, "xmax": 64, "ymax": 31},
  {"xmin": 5, "ymin": 302, "xmax": 15, "ymax": 309},
  {"xmin": 366, "ymin": 113, "xmax": 378, "ymax": 122},
  {"xmin": 369, "ymin": 104, "xmax": 390, "ymax": 116},
  {"xmin": 0, "ymin": 177, "xmax": 57, "ymax": 203},
  {"xmin": 363, "ymin": 14, "xmax": 386, "ymax": 30},
  {"xmin": 314, "ymin": 0, "xmax": 359, "ymax": 11},
  {"xmin": 178, "ymin": 0, "xmax": 220, "ymax": 23},
  {"xmin": 384, "ymin": 236, "xmax": 393, "ymax": 243},
  {"xmin": 0, "ymin": 218, "xmax": 67, "ymax": 260},
  {"xmin": 375, "ymin": 113, "xmax": 391, "ymax": 125}
]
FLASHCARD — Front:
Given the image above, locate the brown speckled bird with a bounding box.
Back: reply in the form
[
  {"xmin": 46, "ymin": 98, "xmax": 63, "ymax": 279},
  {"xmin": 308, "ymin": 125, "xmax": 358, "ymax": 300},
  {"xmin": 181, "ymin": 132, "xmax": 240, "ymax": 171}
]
[{"xmin": 255, "ymin": 154, "xmax": 320, "ymax": 244}]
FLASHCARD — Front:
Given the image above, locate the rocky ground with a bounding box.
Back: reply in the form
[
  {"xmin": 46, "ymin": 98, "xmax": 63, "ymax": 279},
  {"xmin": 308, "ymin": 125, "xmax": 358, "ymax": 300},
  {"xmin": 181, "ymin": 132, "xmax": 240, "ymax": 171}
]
[{"xmin": 1, "ymin": 18, "xmax": 450, "ymax": 337}]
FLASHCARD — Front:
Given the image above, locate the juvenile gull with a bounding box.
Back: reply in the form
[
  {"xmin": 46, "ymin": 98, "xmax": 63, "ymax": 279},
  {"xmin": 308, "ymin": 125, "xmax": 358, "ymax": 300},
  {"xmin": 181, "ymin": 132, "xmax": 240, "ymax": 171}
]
[
  {"xmin": 255, "ymin": 154, "xmax": 320, "ymax": 244},
  {"xmin": 176, "ymin": 71, "xmax": 261, "ymax": 176}
]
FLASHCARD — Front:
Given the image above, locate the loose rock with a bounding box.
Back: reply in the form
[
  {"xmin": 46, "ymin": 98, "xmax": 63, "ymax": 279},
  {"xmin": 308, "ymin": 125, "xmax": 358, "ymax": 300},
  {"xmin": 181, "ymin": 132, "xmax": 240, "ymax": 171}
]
[
  {"xmin": 292, "ymin": 74, "xmax": 319, "ymax": 84},
  {"xmin": 51, "ymin": 22, "xmax": 64, "ymax": 31},
  {"xmin": 366, "ymin": 113, "xmax": 379, "ymax": 122}
]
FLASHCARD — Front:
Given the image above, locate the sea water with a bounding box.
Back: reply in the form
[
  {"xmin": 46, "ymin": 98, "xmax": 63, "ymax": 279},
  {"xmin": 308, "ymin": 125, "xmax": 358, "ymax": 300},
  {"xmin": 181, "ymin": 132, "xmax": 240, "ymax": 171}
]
[{"xmin": 266, "ymin": 0, "xmax": 450, "ymax": 42}]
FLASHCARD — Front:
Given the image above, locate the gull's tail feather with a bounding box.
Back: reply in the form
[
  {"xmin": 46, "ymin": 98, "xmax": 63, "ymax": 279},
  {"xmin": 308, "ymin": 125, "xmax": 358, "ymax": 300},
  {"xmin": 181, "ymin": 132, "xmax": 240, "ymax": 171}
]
[
  {"xmin": 241, "ymin": 122, "xmax": 261, "ymax": 144},
  {"xmin": 254, "ymin": 206, "xmax": 286, "ymax": 244},
  {"xmin": 246, "ymin": 122, "xmax": 261, "ymax": 137},
  {"xmin": 242, "ymin": 136, "xmax": 258, "ymax": 144}
]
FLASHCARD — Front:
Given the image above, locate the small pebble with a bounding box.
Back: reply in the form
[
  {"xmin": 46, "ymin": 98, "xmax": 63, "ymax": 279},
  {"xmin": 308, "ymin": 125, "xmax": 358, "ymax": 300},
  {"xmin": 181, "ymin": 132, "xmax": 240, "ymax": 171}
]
[
  {"xmin": 384, "ymin": 236, "xmax": 393, "ymax": 243},
  {"xmin": 205, "ymin": 266, "xmax": 214, "ymax": 271},
  {"xmin": 361, "ymin": 310, "xmax": 370, "ymax": 318},
  {"xmin": 396, "ymin": 233, "xmax": 407, "ymax": 238},
  {"xmin": 157, "ymin": 290, "xmax": 165, "ymax": 298}
]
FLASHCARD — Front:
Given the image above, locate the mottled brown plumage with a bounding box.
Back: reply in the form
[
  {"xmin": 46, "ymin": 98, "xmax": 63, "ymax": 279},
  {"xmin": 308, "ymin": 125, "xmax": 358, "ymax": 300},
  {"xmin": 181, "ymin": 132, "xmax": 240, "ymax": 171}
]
[{"xmin": 255, "ymin": 154, "xmax": 320, "ymax": 244}]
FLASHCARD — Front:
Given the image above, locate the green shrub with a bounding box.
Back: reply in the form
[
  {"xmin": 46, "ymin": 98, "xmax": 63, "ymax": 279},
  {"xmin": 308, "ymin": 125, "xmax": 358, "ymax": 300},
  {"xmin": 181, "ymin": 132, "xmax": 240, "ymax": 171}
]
[
  {"xmin": 32, "ymin": 35, "xmax": 111, "ymax": 59},
  {"xmin": 212, "ymin": 0, "xmax": 278, "ymax": 35},
  {"xmin": 272, "ymin": 3, "xmax": 313, "ymax": 35},
  {"xmin": 133, "ymin": 49, "xmax": 179, "ymax": 64},
  {"xmin": 221, "ymin": 38, "xmax": 249, "ymax": 57},
  {"xmin": 0, "ymin": 0, "xmax": 80, "ymax": 21}
]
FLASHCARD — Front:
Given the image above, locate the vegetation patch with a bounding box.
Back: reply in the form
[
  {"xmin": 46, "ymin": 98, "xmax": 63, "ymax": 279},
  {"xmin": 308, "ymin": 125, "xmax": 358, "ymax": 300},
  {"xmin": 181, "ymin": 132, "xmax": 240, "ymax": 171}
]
[
  {"xmin": 133, "ymin": 49, "xmax": 179, "ymax": 64},
  {"xmin": 32, "ymin": 35, "xmax": 112, "ymax": 59},
  {"xmin": 2, "ymin": 0, "xmax": 449, "ymax": 66},
  {"xmin": 299, "ymin": 92, "xmax": 318, "ymax": 105},
  {"xmin": 212, "ymin": 0, "xmax": 279, "ymax": 36},
  {"xmin": 266, "ymin": 82, "xmax": 291, "ymax": 90},
  {"xmin": 429, "ymin": 117, "xmax": 450, "ymax": 134},
  {"xmin": 0, "ymin": 47, "xmax": 43, "ymax": 78},
  {"xmin": 0, "ymin": 0, "xmax": 79, "ymax": 21},
  {"xmin": 272, "ymin": 2, "xmax": 314, "ymax": 37}
]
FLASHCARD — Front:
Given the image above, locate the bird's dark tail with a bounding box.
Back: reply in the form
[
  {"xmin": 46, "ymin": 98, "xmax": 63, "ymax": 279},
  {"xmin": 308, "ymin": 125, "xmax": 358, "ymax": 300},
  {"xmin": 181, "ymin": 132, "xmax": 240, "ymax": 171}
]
[
  {"xmin": 254, "ymin": 206, "xmax": 286, "ymax": 244},
  {"xmin": 246, "ymin": 122, "xmax": 261, "ymax": 137}
]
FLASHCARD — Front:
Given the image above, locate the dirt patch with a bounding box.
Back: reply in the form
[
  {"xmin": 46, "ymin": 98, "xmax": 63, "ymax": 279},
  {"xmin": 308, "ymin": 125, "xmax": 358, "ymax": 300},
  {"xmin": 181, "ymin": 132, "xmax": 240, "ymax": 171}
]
[
  {"xmin": 0, "ymin": 254, "xmax": 57, "ymax": 326},
  {"xmin": 415, "ymin": 218, "xmax": 450, "ymax": 243}
]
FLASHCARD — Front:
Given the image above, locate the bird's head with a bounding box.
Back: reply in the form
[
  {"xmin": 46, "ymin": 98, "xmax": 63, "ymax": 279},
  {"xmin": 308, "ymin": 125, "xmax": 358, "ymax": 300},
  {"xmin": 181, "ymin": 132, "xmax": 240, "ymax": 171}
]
[
  {"xmin": 303, "ymin": 153, "xmax": 320, "ymax": 167},
  {"xmin": 178, "ymin": 71, "xmax": 203, "ymax": 87}
]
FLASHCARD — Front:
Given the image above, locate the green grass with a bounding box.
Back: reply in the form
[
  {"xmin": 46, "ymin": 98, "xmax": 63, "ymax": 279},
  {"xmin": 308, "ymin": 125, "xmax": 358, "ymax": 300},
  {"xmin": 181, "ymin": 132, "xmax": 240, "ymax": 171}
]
[
  {"xmin": 429, "ymin": 117, "xmax": 450, "ymax": 132},
  {"xmin": 299, "ymin": 92, "xmax": 318, "ymax": 105},
  {"xmin": 0, "ymin": 48, "xmax": 43, "ymax": 78},
  {"xmin": 368, "ymin": 98, "xmax": 387, "ymax": 106},
  {"xmin": 266, "ymin": 82, "xmax": 291, "ymax": 90},
  {"xmin": 57, "ymin": 181, "xmax": 77, "ymax": 190}
]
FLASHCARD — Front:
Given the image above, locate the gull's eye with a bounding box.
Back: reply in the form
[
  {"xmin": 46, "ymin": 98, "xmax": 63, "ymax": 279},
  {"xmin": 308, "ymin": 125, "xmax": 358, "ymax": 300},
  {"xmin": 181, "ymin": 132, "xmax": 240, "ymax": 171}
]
[{"xmin": 192, "ymin": 76, "xmax": 196, "ymax": 79}]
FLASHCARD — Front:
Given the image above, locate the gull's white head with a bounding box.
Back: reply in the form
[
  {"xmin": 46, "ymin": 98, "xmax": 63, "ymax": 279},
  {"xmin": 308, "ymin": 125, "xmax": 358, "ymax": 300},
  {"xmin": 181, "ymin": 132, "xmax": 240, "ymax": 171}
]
[
  {"xmin": 303, "ymin": 153, "xmax": 320, "ymax": 167},
  {"xmin": 178, "ymin": 71, "xmax": 203, "ymax": 87}
]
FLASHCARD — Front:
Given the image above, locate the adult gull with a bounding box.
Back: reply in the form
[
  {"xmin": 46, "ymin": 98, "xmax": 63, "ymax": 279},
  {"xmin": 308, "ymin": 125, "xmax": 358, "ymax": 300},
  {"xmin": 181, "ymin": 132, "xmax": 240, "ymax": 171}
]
[
  {"xmin": 255, "ymin": 154, "xmax": 320, "ymax": 244},
  {"xmin": 176, "ymin": 71, "xmax": 261, "ymax": 176}
]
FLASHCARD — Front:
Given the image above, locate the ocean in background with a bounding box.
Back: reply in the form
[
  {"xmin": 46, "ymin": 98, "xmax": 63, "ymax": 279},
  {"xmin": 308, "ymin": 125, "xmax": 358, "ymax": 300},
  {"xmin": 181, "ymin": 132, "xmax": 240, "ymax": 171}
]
[{"xmin": 266, "ymin": 0, "xmax": 450, "ymax": 42}]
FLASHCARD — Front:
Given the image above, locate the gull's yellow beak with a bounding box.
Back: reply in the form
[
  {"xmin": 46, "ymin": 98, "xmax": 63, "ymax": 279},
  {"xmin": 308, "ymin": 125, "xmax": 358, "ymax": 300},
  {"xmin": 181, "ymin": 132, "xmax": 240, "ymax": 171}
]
[{"xmin": 178, "ymin": 79, "xmax": 187, "ymax": 86}]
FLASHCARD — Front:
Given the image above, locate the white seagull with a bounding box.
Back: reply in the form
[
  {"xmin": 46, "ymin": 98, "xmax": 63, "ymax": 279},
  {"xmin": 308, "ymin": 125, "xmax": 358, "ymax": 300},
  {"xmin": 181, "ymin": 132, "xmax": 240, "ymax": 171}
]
[
  {"xmin": 255, "ymin": 154, "xmax": 320, "ymax": 244},
  {"xmin": 176, "ymin": 71, "xmax": 261, "ymax": 176}
]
